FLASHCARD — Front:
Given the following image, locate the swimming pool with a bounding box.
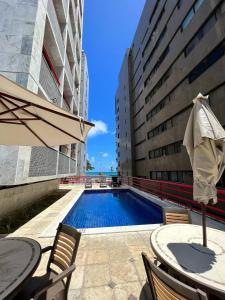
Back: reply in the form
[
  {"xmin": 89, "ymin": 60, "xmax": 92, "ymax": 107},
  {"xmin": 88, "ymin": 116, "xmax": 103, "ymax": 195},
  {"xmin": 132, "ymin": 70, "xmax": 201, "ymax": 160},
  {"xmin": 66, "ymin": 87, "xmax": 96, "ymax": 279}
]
[{"xmin": 63, "ymin": 189, "xmax": 163, "ymax": 229}]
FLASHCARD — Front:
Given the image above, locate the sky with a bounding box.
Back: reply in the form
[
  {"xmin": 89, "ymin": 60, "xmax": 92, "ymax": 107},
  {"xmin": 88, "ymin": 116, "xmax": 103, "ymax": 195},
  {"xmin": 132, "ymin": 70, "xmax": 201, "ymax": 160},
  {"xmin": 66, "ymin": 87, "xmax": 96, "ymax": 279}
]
[{"xmin": 83, "ymin": 0, "xmax": 145, "ymax": 172}]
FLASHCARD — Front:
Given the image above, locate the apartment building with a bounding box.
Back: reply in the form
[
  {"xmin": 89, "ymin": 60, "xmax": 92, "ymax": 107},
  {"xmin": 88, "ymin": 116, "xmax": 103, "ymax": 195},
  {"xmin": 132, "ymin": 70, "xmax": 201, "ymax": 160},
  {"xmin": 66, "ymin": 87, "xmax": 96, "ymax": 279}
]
[
  {"xmin": 0, "ymin": 0, "xmax": 86, "ymax": 186},
  {"xmin": 77, "ymin": 51, "xmax": 89, "ymax": 175},
  {"xmin": 116, "ymin": 0, "xmax": 225, "ymax": 185}
]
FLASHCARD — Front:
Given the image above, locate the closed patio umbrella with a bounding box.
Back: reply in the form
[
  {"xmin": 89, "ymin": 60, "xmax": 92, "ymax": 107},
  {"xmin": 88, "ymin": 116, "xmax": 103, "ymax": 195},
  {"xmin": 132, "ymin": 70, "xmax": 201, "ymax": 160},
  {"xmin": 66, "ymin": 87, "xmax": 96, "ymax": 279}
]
[
  {"xmin": 183, "ymin": 93, "xmax": 225, "ymax": 247},
  {"xmin": 0, "ymin": 75, "xmax": 94, "ymax": 146}
]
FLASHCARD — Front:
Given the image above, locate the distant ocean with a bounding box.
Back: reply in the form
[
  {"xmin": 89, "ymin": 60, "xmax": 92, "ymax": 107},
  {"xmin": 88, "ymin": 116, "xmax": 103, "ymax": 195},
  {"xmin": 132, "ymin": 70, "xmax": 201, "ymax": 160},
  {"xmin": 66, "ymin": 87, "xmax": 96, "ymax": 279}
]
[{"xmin": 86, "ymin": 171, "xmax": 118, "ymax": 176}]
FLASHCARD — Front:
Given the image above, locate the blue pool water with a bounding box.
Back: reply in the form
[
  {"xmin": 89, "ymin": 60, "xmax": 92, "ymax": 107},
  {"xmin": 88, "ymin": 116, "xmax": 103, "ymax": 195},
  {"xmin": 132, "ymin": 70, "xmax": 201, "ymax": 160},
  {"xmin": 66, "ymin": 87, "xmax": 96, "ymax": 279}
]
[{"xmin": 63, "ymin": 189, "xmax": 163, "ymax": 228}]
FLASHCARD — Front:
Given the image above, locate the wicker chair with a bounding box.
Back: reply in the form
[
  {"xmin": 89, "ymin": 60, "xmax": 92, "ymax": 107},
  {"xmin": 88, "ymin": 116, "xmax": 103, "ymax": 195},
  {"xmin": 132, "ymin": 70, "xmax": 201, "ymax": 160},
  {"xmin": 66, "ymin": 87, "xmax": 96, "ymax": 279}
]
[
  {"xmin": 142, "ymin": 252, "xmax": 208, "ymax": 300},
  {"xmin": 16, "ymin": 223, "xmax": 81, "ymax": 300},
  {"xmin": 163, "ymin": 207, "xmax": 192, "ymax": 225}
]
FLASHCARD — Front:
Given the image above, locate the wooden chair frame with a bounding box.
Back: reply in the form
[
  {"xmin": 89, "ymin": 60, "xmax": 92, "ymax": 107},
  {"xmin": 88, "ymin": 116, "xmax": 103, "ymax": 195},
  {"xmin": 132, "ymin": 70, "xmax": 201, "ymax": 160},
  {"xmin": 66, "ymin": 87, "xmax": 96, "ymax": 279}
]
[
  {"xmin": 163, "ymin": 207, "xmax": 192, "ymax": 225},
  {"xmin": 142, "ymin": 252, "xmax": 208, "ymax": 300},
  {"xmin": 32, "ymin": 223, "xmax": 81, "ymax": 299}
]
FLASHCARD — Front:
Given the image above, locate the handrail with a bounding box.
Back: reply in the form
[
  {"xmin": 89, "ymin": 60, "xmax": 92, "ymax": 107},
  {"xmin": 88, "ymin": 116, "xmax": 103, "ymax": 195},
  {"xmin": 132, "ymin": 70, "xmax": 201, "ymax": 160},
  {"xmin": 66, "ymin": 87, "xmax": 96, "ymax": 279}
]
[
  {"xmin": 59, "ymin": 175, "xmax": 225, "ymax": 223},
  {"xmin": 122, "ymin": 176, "xmax": 225, "ymax": 223}
]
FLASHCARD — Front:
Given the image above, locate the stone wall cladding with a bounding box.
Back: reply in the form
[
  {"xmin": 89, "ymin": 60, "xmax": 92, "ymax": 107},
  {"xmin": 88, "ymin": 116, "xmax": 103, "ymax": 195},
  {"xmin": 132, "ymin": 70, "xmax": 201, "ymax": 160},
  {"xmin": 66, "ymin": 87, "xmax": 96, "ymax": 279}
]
[
  {"xmin": 29, "ymin": 147, "xmax": 57, "ymax": 177},
  {"xmin": 0, "ymin": 179, "xmax": 59, "ymax": 219}
]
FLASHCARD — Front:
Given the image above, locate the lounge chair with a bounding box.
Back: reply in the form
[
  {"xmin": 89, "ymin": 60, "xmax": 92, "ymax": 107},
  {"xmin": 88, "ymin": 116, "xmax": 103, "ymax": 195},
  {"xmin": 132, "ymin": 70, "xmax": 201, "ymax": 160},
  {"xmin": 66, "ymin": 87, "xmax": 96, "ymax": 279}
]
[
  {"xmin": 100, "ymin": 176, "xmax": 107, "ymax": 188},
  {"xmin": 16, "ymin": 223, "xmax": 81, "ymax": 300},
  {"xmin": 142, "ymin": 252, "xmax": 208, "ymax": 300},
  {"xmin": 163, "ymin": 207, "xmax": 192, "ymax": 225},
  {"xmin": 112, "ymin": 176, "xmax": 119, "ymax": 187},
  {"xmin": 85, "ymin": 177, "xmax": 92, "ymax": 188}
]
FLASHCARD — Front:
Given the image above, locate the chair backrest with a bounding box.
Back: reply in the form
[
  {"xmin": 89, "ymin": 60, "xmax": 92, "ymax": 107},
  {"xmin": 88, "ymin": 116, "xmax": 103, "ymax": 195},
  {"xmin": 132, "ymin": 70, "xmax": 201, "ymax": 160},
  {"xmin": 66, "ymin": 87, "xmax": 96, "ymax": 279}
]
[
  {"xmin": 86, "ymin": 177, "xmax": 92, "ymax": 183},
  {"xmin": 141, "ymin": 252, "xmax": 208, "ymax": 300},
  {"xmin": 163, "ymin": 207, "xmax": 191, "ymax": 225},
  {"xmin": 112, "ymin": 176, "xmax": 118, "ymax": 183},
  {"xmin": 47, "ymin": 223, "xmax": 81, "ymax": 290}
]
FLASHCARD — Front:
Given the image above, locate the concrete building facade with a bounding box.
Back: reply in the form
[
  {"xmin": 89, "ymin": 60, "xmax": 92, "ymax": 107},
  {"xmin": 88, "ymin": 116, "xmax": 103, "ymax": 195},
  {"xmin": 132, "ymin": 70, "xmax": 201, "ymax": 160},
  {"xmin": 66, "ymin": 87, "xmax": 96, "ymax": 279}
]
[
  {"xmin": 0, "ymin": 0, "xmax": 86, "ymax": 186},
  {"xmin": 116, "ymin": 0, "xmax": 225, "ymax": 185},
  {"xmin": 77, "ymin": 50, "xmax": 89, "ymax": 175}
]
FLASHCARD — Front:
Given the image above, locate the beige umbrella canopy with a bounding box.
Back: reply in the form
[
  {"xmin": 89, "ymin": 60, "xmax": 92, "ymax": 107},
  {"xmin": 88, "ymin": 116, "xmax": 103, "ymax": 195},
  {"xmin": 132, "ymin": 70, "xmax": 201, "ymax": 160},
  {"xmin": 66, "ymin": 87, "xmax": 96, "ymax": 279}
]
[
  {"xmin": 183, "ymin": 93, "xmax": 225, "ymax": 246},
  {"xmin": 0, "ymin": 75, "xmax": 94, "ymax": 147}
]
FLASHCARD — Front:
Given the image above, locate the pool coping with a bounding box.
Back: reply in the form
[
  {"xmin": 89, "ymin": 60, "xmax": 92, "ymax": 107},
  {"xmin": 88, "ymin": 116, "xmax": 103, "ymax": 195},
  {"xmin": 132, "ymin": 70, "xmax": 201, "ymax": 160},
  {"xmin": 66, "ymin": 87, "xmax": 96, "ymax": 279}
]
[{"xmin": 40, "ymin": 185, "xmax": 174, "ymax": 237}]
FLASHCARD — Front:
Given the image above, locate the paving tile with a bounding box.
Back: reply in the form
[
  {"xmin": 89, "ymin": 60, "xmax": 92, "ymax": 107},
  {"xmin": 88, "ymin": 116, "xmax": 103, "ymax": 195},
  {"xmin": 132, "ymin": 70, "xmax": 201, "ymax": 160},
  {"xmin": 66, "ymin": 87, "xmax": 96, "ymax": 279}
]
[
  {"xmin": 128, "ymin": 245, "xmax": 150, "ymax": 259},
  {"xmin": 84, "ymin": 264, "xmax": 110, "ymax": 288},
  {"xmin": 110, "ymin": 261, "xmax": 139, "ymax": 284},
  {"xmin": 109, "ymin": 247, "xmax": 131, "ymax": 262},
  {"xmin": 114, "ymin": 282, "xmax": 142, "ymax": 300},
  {"xmin": 68, "ymin": 289, "xmax": 82, "ymax": 300},
  {"xmin": 133, "ymin": 257, "xmax": 147, "ymax": 281},
  {"xmin": 70, "ymin": 266, "xmax": 85, "ymax": 289},
  {"xmin": 76, "ymin": 249, "xmax": 87, "ymax": 266},
  {"xmin": 86, "ymin": 248, "xmax": 109, "ymax": 265},
  {"xmin": 81, "ymin": 286, "xmax": 114, "ymax": 300}
]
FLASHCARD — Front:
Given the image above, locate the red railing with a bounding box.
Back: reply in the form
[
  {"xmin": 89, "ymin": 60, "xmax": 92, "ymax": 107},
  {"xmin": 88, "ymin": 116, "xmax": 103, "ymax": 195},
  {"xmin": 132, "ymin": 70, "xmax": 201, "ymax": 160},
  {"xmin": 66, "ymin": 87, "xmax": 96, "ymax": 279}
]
[
  {"xmin": 123, "ymin": 176, "xmax": 225, "ymax": 223},
  {"xmin": 42, "ymin": 46, "xmax": 60, "ymax": 86},
  {"xmin": 60, "ymin": 175, "xmax": 113, "ymax": 184},
  {"xmin": 60, "ymin": 175, "xmax": 225, "ymax": 223}
]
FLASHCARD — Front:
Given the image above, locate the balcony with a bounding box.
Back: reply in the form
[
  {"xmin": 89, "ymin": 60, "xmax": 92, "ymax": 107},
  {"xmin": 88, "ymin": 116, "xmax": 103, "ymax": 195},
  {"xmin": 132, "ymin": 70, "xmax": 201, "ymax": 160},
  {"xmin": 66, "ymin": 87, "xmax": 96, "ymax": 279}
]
[
  {"xmin": 39, "ymin": 55, "xmax": 62, "ymax": 107},
  {"xmin": 47, "ymin": 0, "xmax": 65, "ymax": 61},
  {"xmin": 68, "ymin": 18, "xmax": 75, "ymax": 54},
  {"xmin": 65, "ymin": 54, "xmax": 74, "ymax": 93}
]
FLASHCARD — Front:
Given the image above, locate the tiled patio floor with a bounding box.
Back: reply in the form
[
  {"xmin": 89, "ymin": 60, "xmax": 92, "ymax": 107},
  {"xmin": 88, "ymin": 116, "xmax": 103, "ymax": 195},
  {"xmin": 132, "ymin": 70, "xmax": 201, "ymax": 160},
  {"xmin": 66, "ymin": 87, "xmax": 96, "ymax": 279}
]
[
  {"xmin": 8, "ymin": 186, "xmax": 153, "ymax": 299},
  {"xmin": 36, "ymin": 231, "xmax": 153, "ymax": 299},
  {"xmin": 8, "ymin": 185, "xmax": 225, "ymax": 299}
]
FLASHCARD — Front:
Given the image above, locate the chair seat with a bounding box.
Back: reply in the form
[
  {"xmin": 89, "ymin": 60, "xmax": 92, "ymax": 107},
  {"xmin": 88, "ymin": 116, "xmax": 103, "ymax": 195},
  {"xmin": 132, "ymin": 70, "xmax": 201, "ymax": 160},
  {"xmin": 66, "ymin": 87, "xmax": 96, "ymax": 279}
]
[{"xmin": 15, "ymin": 271, "xmax": 66, "ymax": 300}]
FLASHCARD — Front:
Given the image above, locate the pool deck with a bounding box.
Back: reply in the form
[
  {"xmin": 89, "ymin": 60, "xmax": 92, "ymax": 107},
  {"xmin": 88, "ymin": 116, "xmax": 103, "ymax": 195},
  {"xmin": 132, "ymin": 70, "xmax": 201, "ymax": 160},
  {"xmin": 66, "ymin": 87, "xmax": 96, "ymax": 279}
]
[{"xmin": 9, "ymin": 184, "xmax": 225, "ymax": 299}]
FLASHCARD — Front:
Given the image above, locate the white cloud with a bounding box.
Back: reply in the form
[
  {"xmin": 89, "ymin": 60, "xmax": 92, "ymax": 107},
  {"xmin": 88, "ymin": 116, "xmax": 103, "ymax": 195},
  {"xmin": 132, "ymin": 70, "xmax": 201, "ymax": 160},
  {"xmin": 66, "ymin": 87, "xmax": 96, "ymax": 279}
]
[
  {"xmin": 90, "ymin": 156, "xmax": 95, "ymax": 163},
  {"xmin": 102, "ymin": 152, "xmax": 108, "ymax": 158},
  {"xmin": 88, "ymin": 120, "xmax": 108, "ymax": 137}
]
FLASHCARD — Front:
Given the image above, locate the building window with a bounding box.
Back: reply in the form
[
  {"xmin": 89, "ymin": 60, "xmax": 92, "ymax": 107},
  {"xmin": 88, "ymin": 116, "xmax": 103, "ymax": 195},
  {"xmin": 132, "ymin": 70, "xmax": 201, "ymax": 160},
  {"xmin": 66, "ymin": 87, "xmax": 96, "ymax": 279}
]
[
  {"xmin": 181, "ymin": 0, "xmax": 205, "ymax": 31},
  {"xmin": 145, "ymin": 69, "xmax": 171, "ymax": 103},
  {"xmin": 143, "ymin": 7, "xmax": 166, "ymax": 57},
  {"xmin": 185, "ymin": 3, "xmax": 225, "ymax": 57},
  {"xmin": 149, "ymin": 170, "xmax": 190, "ymax": 183},
  {"xmin": 149, "ymin": 140, "xmax": 183, "ymax": 159},
  {"xmin": 188, "ymin": 40, "xmax": 225, "ymax": 83},
  {"xmin": 146, "ymin": 95, "xmax": 171, "ymax": 121}
]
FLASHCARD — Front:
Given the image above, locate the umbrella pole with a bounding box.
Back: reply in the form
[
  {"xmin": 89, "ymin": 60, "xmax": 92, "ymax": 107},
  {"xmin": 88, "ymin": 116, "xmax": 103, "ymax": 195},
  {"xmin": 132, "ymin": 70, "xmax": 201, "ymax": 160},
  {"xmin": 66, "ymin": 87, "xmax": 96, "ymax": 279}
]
[{"xmin": 201, "ymin": 203, "xmax": 207, "ymax": 247}]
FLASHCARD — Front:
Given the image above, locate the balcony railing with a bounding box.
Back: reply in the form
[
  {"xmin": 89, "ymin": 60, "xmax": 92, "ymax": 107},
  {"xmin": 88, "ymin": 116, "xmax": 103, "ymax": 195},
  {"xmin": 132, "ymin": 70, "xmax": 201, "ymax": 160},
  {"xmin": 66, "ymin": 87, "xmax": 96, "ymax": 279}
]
[
  {"xmin": 68, "ymin": 18, "xmax": 75, "ymax": 53},
  {"xmin": 122, "ymin": 176, "xmax": 225, "ymax": 224},
  {"xmin": 65, "ymin": 54, "xmax": 74, "ymax": 92},
  {"xmin": 39, "ymin": 55, "xmax": 62, "ymax": 107},
  {"xmin": 47, "ymin": 0, "xmax": 65, "ymax": 60}
]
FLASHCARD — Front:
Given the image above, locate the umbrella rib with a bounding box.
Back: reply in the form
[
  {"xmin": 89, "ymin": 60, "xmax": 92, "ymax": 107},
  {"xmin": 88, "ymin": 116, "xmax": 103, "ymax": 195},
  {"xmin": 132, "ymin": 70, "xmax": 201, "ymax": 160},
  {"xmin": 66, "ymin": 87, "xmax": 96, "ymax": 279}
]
[
  {"xmin": 0, "ymin": 92, "xmax": 93, "ymax": 126},
  {"xmin": 0, "ymin": 104, "xmax": 31, "ymax": 117},
  {"xmin": 0, "ymin": 95, "xmax": 84, "ymax": 144},
  {"xmin": 0, "ymin": 98, "xmax": 49, "ymax": 147},
  {"xmin": 0, "ymin": 120, "xmax": 23, "ymax": 125}
]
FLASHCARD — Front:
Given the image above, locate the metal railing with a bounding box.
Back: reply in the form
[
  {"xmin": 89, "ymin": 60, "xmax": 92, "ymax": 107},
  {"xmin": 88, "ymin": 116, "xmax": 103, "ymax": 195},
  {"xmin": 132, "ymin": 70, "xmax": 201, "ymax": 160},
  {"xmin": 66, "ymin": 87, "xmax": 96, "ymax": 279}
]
[
  {"xmin": 47, "ymin": 0, "xmax": 65, "ymax": 60},
  {"xmin": 122, "ymin": 176, "xmax": 225, "ymax": 223},
  {"xmin": 39, "ymin": 56, "xmax": 62, "ymax": 107},
  {"xmin": 60, "ymin": 175, "xmax": 115, "ymax": 184}
]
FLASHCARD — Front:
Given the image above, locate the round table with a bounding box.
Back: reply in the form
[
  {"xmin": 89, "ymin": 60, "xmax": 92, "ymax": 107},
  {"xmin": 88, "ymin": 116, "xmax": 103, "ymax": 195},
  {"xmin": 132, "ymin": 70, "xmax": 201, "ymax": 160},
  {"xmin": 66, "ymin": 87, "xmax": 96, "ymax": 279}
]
[
  {"xmin": 0, "ymin": 237, "xmax": 41, "ymax": 299},
  {"xmin": 151, "ymin": 224, "xmax": 225, "ymax": 298}
]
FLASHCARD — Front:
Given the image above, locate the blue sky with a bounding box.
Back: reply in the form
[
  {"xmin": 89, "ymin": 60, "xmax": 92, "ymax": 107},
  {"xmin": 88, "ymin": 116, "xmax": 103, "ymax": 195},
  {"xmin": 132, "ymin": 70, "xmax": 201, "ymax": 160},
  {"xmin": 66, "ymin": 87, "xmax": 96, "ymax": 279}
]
[{"xmin": 83, "ymin": 0, "xmax": 145, "ymax": 172}]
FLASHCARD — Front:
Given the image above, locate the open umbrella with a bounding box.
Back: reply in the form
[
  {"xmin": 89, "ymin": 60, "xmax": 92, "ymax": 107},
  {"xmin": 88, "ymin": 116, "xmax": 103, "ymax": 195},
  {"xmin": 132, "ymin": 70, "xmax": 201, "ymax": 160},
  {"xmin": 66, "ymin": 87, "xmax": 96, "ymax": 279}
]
[
  {"xmin": 0, "ymin": 75, "xmax": 94, "ymax": 146},
  {"xmin": 183, "ymin": 93, "xmax": 225, "ymax": 247}
]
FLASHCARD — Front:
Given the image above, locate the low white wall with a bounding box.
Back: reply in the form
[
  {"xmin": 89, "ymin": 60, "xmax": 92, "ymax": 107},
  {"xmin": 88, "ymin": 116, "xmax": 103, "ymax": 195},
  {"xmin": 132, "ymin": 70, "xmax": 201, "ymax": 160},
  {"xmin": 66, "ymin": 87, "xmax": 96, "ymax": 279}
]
[{"xmin": 0, "ymin": 179, "xmax": 59, "ymax": 219}]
